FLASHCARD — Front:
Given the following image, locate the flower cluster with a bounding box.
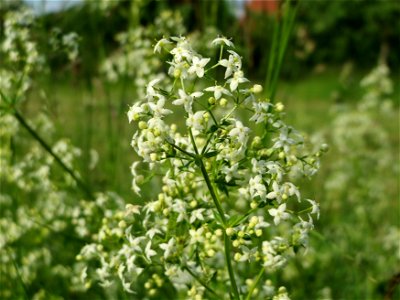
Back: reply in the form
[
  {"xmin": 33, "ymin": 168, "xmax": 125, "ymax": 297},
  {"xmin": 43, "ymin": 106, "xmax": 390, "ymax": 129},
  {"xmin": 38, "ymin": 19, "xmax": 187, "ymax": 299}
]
[
  {"xmin": 0, "ymin": 8, "xmax": 44, "ymax": 101},
  {"xmin": 0, "ymin": 112, "xmax": 123, "ymax": 299},
  {"xmin": 80, "ymin": 36, "xmax": 324, "ymax": 299}
]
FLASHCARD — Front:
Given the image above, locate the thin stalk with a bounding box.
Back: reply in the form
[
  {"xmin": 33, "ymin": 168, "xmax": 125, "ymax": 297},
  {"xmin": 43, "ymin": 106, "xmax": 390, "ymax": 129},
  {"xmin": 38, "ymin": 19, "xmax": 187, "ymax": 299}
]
[
  {"xmin": 198, "ymin": 159, "xmax": 226, "ymax": 225},
  {"xmin": 167, "ymin": 141, "xmax": 195, "ymax": 158},
  {"xmin": 245, "ymin": 268, "xmax": 265, "ymax": 300},
  {"xmin": 184, "ymin": 266, "xmax": 219, "ymax": 298},
  {"xmin": 189, "ymin": 129, "xmax": 199, "ymax": 155},
  {"xmin": 265, "ymin": 15, "xmax": 280, "ymax": 92},
  {"xmin": 265, "ymin": 0, "xmax": 298, "ymax": 102},
  {"xmin": 198, "ymin": 158, "xmax": 240, "ymax": 299},
  {"xmin": 224, "ymin": 233, "xmax": 241, "ymax": 300},
  {"xmin": 269, "ymin": 3, "xmax": 298, "ymax": 100},
  {"xmin": 13, "ymin": 110, "xmax": 94, "ymax": 199},
  {"xmin": 6, "ymin": 247, "xmax": 29, "ymax": 300}
]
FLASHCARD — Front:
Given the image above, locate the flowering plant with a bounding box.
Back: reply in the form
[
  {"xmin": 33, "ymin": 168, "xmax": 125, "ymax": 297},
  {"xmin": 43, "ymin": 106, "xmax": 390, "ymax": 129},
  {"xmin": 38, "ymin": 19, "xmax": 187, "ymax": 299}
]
[{"xmin": 79, "ymin": 36, "xmax": 324, "ymax": 299}]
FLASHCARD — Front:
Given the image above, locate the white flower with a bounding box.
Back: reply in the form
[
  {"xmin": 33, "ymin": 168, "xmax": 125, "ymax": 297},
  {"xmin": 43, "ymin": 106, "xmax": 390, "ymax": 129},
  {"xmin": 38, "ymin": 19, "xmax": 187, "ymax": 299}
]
[
  {"xmin": 222, "ymin": 162, "xmax": 239, "ymax": 182},
  {"xmin": 172, "ymin": 89, "xmax": 203, "ymax": 113},
  {"xmin": 249, "ymin": 175, "xmax": 266, "ymax": 200},
  {"xmin": 227, "ymin": 70, "xmax": 248, "ymax": 91},
  {"xmin": 250, "ymin": 101, "xmax": 273, "ymax": 124},
  {"xmin": 170, "ymin": 44, "xmax": 191, "ymax": 62},
  {"xmin": 154, "ymin": 38, "xmax": 171, "ymax": 53},
  {"xmin": 188, "ymin": 56, "xmax": 210, "ymax": 78},
  {"xmin": 266, "ymin": 162, "xmax": 284, "ymax": 182},
  {"xmin": 127, "ymin": 103, "xmax": 144, "ymax": 123},
  {"xmin": 189, "ymin": 227, "xmax": 204, "ymax": 244},
  {"xmin": 159, "ymin": 238, "xmax": 176, "ymax": 259},
  {"xmin": 148, "ymin": 97, "xmax": 172, "ymax": 117},
  {"xmin": 204, "ymin": 85, "xmax": 231, "ymax": 100},
  {"xmin": 130, "ymin": 162, "xmax": 141, "ymax": 195},
  {"xmin": 189, "ymin": 208, "xmax": 205, "ymax": 223},
  {"xmin": 229, "ymin": 120, "xmax": 250, "ymax": 144},
  {"xmin": 268, "ymin": 203, "xmax": 290, "ymax": 225},
  {"xmin": 186, "ymin": 111, "xmax": 206, "ymax": 131},
  {"xmin": 266, "ymin": 181, "xmax": 283, "ymax": 202},
  {"xmin": 146, "ymin": 78, "xmax": 162, "ymax": 100},
  {"xmin": 171, "ymin": 199, "xmax": 187, "ymax": 222},
  {"xmin": 211, "ymin": 36, "xmax": 234, "ymax": 48},
  {"xmin": 168, "ymin": 60, "xmax": 189, "ymax": 79},
  {"xmin": 144, "ymin": 241, "xmax": 157, "ymax": 261},
  {"xmin": 146, "ymin": 228, "xmax": 162, "ymax": 239},
  {"xmin": 307, "ymin": 199, "xmax": 320, "ymax": 219},
  {"xmin": 219, "ymin": 50, "xmax": 242, "ymax": 79},
  {"xmin": 272, "ymin": 127, "xmax": 298, "ymax": 153}
]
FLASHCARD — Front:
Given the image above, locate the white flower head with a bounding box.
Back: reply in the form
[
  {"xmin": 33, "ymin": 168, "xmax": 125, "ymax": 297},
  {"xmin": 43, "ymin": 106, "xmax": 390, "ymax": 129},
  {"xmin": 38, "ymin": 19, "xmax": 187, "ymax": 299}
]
[
  {"xmin": 211, "ymin": 36, "xmax": 234, "ymax": 48},
  {"xmin": 154, "ymin": 37, "xmax": 171, "ymax": 53},
  {"xmin": 172, "ymin": 89, "xmax": 203, "ymax": 113},
  {"xmin": 204, "ymin": 85, "xmax": 232, "ymax": 100},
  {"xmin": 269, "ymin": 203, "xmax": 291, "ymax": 225},
  {"xmin": 188, "ymin": 56, "xmax": 210, "ymax": 78}
]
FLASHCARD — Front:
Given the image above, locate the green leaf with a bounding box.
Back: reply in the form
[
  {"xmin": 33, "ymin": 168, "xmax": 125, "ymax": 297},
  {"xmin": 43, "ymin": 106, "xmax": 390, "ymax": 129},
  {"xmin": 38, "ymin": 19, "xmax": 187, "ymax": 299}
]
[
  {"xmin": 228, "ymin": 214, "xmax": 250, "ymax": 227},
  {"xmin": 212, "ymin": 209, "xmax": 223, "ymax": 226},
  {"xmin": 204, "ymin": 151, "xmax": 219, "ymax": 158}
]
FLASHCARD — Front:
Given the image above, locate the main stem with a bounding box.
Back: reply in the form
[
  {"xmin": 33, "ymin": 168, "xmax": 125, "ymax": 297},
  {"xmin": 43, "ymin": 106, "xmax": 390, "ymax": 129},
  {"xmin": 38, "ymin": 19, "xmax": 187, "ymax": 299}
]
[
  {"xmin": 13, "ymin": 110, "xmax": 94, "ymax": 199},
  {"xmin": 198, "ymin": 158, "xmax": 240, "ymax": 299}
]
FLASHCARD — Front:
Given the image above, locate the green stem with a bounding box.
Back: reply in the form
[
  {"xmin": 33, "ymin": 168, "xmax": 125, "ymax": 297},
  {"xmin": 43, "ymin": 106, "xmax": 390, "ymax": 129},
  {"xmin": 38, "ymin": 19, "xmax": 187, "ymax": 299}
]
[
  {"xmin": 245, "ymin": 268, "xmax": 265, "ymax": 300},
  {"xmin": 167, "ymin": 141, "xmax": 195, "ymax": 158},
  {"xmin": 184, "ymin": 266, "xmax": 219, "ymax": 298},
  {"xmin": 198, "ymin": 158, "xmax": 240, "ymax": 299},
  {"xmin": 224, "ymin": 233, "xmax": 241, "ymax": 300},
  {"xmin": 6, "ymin": 247, "xmax": 29, "ymax": 300},
  {"xmin": 198, "ymin": 159, "xmax": 226, "ymax": 224},
  {"xmin": 13, "ymin": 110, "xmax": 94, "ymax": 199}
]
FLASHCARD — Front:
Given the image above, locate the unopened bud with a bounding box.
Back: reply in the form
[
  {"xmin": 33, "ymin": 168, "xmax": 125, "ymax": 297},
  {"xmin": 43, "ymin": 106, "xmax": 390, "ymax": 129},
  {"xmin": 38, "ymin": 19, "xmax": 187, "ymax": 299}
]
[
  {"xmin": 225, "ymin": 227, "xmax": 235, "ymax": 236},
  {"xmin": 219, "ymin": 98, "xmax": 228, "ymax": 107},
  {"xmin": 275, "ymin": 102, "xmax": 285, "ymax": 112}
]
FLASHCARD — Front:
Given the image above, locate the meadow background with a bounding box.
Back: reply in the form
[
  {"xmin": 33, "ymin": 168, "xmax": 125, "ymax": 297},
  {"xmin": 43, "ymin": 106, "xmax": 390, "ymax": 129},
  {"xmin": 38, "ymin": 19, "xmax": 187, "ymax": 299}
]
[{"xmin": 1, "ymin": 0, "xmax": 399, "ymax": 299}]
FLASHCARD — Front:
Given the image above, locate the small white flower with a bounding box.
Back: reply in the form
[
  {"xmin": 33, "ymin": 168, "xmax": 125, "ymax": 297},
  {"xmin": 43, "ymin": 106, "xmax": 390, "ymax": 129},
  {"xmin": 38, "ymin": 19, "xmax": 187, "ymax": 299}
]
[
  {"xmin": 249, "ymin": 175, "xmax": 266, "ymax": 200},
  {"xmin": 146, "ymin": 78, "xmax": 162, "ymax": 99},
  {"xmin": 148, "ymin": 97, "xmax": 172, "ymax": 117},
  {"xmin": 211, "ymin": 36, "xmax": 234, "ymax": 48},
  {"xmin": 127, "ymin": 103, "xmax": 144, "ymax": 123},
  {"xmin": 154, "ymin": 37, "xmax": 171, "ymax": 53},
  {"xmin": 173, "ymin": 89, "xmax": 203, "ymax": 113},
  {"xmin": 186, "ymin": 111, "xmax": 206, "ymax": 131},
  {"xmin": 219, "ymin": 50, "xmax": 242, "ymax": 79},
  {"xmin": 222, "ymin": 162, "xmax": 239, "ymax": 182},
  {"xmin": 266, "ymin": 181, "xmax": 283, "ymax": 202},
  {"xmin": 189, "ymin": 208, "xmax": 205, "ymax": 223},
  {"xmin": 159, "ymin": 238, "xmax": 176, "ymax": 259},
  {"xmin": 188, "ymin": 56, "xmax": 210, "ymax": 78},
  {"xmin": 146, "ymin": 228, "xmax": 162, "ymax": 239},
  {"xmin": 189, "ymin": 227, "xmax": 204, "ymax": 244},
  {"xmin": 170, "ymin": 44, "xmax": 191, "ymax": 62},
  {"xmin": 268, "ymin": 203, "xmax": 290, "ymax": 225},
  {"xmin": 229, "ymin": 120, "xmax": 250, "ymax": 144},
  {"xmin": 227, "ymin": 70, "xmax": 248, "ymax": 91},
  {"xmin": 204, "ymin": 85, "xmax": 231, "ymax": 100},
  {"xmin": 307, "ymin": 199, "xmax": 320, "ymax": 219},
  {"xmin": 144, "ymin": 241, "xmax": 157, "ymax": 261}
]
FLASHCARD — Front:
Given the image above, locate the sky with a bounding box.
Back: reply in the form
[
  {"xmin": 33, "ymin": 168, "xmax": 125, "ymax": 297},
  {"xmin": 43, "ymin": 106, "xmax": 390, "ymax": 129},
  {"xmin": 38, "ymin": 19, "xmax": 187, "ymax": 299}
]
[
  {"xmin": 24, "ymin": 0, "xmax": 246, "ymax": 17},
  {"xmin": 24, "ymin": 0, "xmax": 82, "ymax": 14}
]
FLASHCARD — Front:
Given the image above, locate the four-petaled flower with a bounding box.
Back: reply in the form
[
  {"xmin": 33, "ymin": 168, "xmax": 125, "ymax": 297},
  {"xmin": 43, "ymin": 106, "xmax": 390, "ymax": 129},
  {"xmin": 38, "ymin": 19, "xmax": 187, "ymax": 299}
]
[
  {"xmin": 188, "ymin": 56, "xmax": 210, "ymax": 78},
  {"xmin": 204, "ymin": 85, "xmax": 232, "ymax": 100},
  {"xmin": 269, "ymin": 203, "xmax": 291, "ymax": 225}
]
